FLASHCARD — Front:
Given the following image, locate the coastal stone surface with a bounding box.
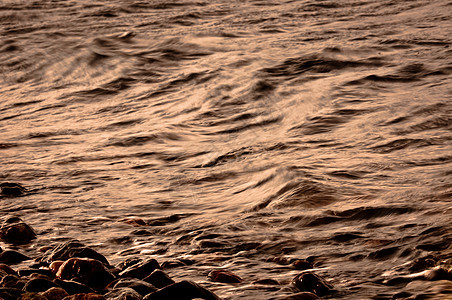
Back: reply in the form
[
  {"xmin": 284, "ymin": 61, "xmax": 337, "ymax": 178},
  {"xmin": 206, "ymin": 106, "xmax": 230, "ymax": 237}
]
[
  {"xmin": 142, "ymin": 280, "xmax": 221, "ymax": 300},
  {"xmin": 39, "ymin": 287, "xmax": 69, "ymax": 300},
  {"xmin": 143, "ymin": 269, "xmax": 175, "ymax": 289},
  {"xmin": 104, "ymin": 287, "xmax": 141, "ymax": 300},
  {"xmin": 56, "ymin": 258, "xmax": 115, "ymax": 290},
  {"xmin": 23, "ymin": 278, "xmax": 60, "ymax": 293},
  {"xmin": 112, "ymin": 278, "xmax": 156, "ymax": 296},
  {"xmin": 54, "ymin": 279, "xmax": 95, "ymax": 295},
  {"xmin": 0, "ymin": 250, "xmax": 31, "ymax": 265},
  {"xmin": 208, "ymin": 270, "xmax": 243, "ymax": 283},
  {"xmin": 62, "ymin": 293, "xmax": 106, "ymax": 300},
  {"xmin": 0, "ymin": 217, "xmax": 36, "ymax": 244},
  {"xmin": 0, "ymin": 183, "xmax": 26, "ymax": 197},
  {"xmin": 291, "ymin": 272, "xmax": 333, "ymax": 296},
  {"xmin": 118, "ymin": 258, "xmax": 160, "ymax": 279},
  {"xmin": 41, "ymin": 241, "xmax": 109, "ymax": 265}
]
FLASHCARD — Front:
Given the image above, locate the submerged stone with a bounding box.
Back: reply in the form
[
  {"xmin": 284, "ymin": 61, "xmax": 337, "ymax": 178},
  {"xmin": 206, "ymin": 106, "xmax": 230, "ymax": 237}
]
[
  {"xmin": 291, "ymin": 272, "xmax": 333, "ymax": 296},
  {"xmin": 0, "ymin": 217, "xmax": 36, "ymax": 244},
  {"xmin": 39, "ymin": 287, "xmax": 69, "ymax": 300},
  {"xmin": 208, "ymin": 270, "xmax": 243, "ymax": 283},
  {"xmin": 143, "ymin": 269, "xmax": 175, "ymax": 289},
  {"xmin": 104, "ymin": 287, "xmax": 141, "ymax": 300},
  {"xmin": 41, "ymin": 241, "xmax": 109, "ymax": 266},
  {"xmin": 0, "ymin": 183, "xmax": 26, "ymax": 197},
  {"xmin": 142, "ymin": 280, "xmax": 220, "ymax": 300}
]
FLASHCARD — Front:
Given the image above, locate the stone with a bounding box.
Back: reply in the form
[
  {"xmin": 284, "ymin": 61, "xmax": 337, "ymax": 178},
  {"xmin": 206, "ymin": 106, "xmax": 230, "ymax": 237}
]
[
  {"xmin": 56, "ymin": 258, "xmax": 115, "ymax": 290},
  {"xmin": 143, "ymin": 270, "xmax": 175, "ymax": 289},
  {"xmin": 276, "ymin": 292, "xmax": 320, "ymax": 300},
  {"xmin": 0, "ymin": 287, "xmax": 23, "ymax": 300},
  {"xmin": 142, "ymin": 280, "xmax": 220, "ymax": 300},
  {"xmin": 54, "ymin": 279, "xmax": 95, "ymax": 295},
  {"xmin": 291, "ymin": 272, "xmax": 333, "ymax": 296},
  {"xmin": 39, "ymin": 287, "xmax": 69, "ymax": 300},
  {"xmin": 49, "ymin": 261, "xmax": 64, "ymax": 276},
  {"xmin": 0, "ymin": 183, "xmax": 26, "ymax": 197},
  {"xmin": 41, "ymin": 241, "xmax": 109, "ymax": 266},
  {"xmin": 62, "ymin": 293, "xmax": 106, "ymax": 300},
  {"xmin": 0, "ymin": 250, "xmax": 31, "ymax": 265},
  {"xmin": 0, "ymin": 264, "xmax": 17, "ymax": 276},
  {"xmin": 119, "ymin": 259, "xmax": 160, "ymax": 280},
  {"xmin": 112, "ymin": 278, "xmax": 156, "ymax": 296},
  {"xmin": 18, "ymin": 268, "xmax": 53, "ymax": 277},
  {"xmin": 252, "ymin": 278, "xmax": 280, "ymax": 285},
  {"xmin": 23, "ymin": 278, "xmax": 60, "ymax": 293},
  {"xmin": 19, "ymin": 292, "xmax": 47, "ymax": 300},
  {"xmin": 292, "ymin": 259, "xmax": 313, "ymax": 270},
  {"xmin": 103, "ymin": 288, "xmax": 141, "ymax": 300},
  {"xmin": 1, "ymin": 274, "xmax": 25, "ymax": 289},
  {"xmin": 208, "ymin": 270, "xmax": 242, "ymax": 283},
  {"xmin": 0, "ymin": 218, "xmax": 36, "ymax": 244}
]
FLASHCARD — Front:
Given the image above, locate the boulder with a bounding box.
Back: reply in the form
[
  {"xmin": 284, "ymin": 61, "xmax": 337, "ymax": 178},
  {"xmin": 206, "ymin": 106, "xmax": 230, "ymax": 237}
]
[
  {"xmin": 143, "ymin": 270, "xmax": 174, "ymax": 289},
  {"xmin": 56, "ymin": 258, "xmax": 115, "ymax": 290},
  {"xmin": 19, "ymin": 292, "xmax": 47, "ymax": 300},
  {"xmin": 142, "ymin": 280, "xmax": 220, "ymax": 300},
  {"xmin": 276, "ymin": 292, "xmax": 320, "ymax": 300},
  {"xmin": 54, "ymin": 279, "xmax": 96, "ymax": 295},
  {"xmin": 41, "ymin": 241, "xmax": 109, "ymax": 266},
  {"xmin": 0, "ymin": 183, "xmax": 26, "ymax": 197},
  {"xmin": 208, "ymin": 270, "xmax": 242, "ymax": 283},
  {"xmin": 0, "ymin": 250, "xmax": 31, "ymax": 265},
  {"xmin": 0, "ymin": 287, "xmax": 23, "ymax": 300},
  {"xmin": 291, "ymin": 272, "xmax": 333, "ymax": 296},
  {"xmin": 1, "ymin": 274, "xmax": 26, "ymax": 289},
  {"xmin": 112, "ymin": 278, "xmax": 156, "ymax": 296},
  {"xmin": 0, "ymin": 217, "xmax": 36, "ymax": 244},
  {"xmin": 104, "ymin": 287, "xmax": 141, "ymax": 300},
  {"xmin": 23, "ymin": 278, "xmax": 60, "ymax": 293},
  {"xmin": 119, "ymin": 259, "xmax": 160, "ymax": 280},
  {"xmin": 39, "ymin": 287, "xmax": 69, "ymax": 300}
]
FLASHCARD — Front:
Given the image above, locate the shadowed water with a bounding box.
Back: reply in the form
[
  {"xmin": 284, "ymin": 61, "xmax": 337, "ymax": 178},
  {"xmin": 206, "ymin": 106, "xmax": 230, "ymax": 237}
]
[{"xmin": 1, "ymin": 0, "xmax": 451, "ymax": 298}]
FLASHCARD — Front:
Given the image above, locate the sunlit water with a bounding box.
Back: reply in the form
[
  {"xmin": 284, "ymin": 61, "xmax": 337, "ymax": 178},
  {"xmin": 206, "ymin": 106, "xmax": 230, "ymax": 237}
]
[{"xmin": 1, "ymin": 0, "xmax": 451, "ymax": 298}]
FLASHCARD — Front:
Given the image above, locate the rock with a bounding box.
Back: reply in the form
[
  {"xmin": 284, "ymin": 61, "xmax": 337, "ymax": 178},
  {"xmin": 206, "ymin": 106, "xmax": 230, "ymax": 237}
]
[
  {"xmin": 0, "ymin": 183, "xmax": 26, "ymax": 197},
  {"xmin": 56, "ymin": 258, "xmax": 115, "ymax": 290},
  {"xmin": 0, "ymin": 264, "xmax": 17, "ymax": 276},
  {"xmin": 142, "ymin": 280, "xmax": 220, "ymax": 300},
  {"xmin": 1, "ymin": 274, "xmax": 26, "ymax": 289},
  {"xmin": 0, "ymin": 287, "xmax": 23, "ymax": 300},
  {"xmin": 252, "ymin": 278, "xmax": 280, "ymax": 285},
  {"xmin": 23, "ymin": 278, "xmax": 60, "ymax": 293},
  {"xmin": 143, "ymin": 270, "xmax": 175, "ymax": 289},
  {"xmin": 18, "ymin": 268, "xmax": 53, "ymax": 277},
  {"xmin": 160, "ymin": 259, "xmax": 186, "ymax": 269},
  {"xmin": 112, "ymin": 278, "xmax": 156, "ymax": 296},
  {"xmin": 276, "ymin": 292, "xmax": 320, "ymax": 300},
  {"xmin": 119, "ymin": 259, "xmax": 160, "ymax": 280},
  {"xmin": 0, "ymin": 250, "xmax": 31, "ymax": 265},
  {"xmin": 291, "ymin": 272, "xmax": 333, "ymax": 296},
  {"xmin": 0, "ymin": 217, "xmax": 36, "ymax": 244},
  {"xmin": 54, "ymin": 279, "xmax": 96, "ymax": 295},
  {"xmin": 208, "ymin": 270, "xmax": 242, "ymax": 283},
  {"xmin": 62, "ymin": 293, "xmax": 106, "ymax": 300},
  {"xmin": 49, "ymin": 260, "xmax": 64, "ymax": 276},
  {"xmin": 292, "ymin": 259, "xmax": 313, "ymax": 270},
  {"xmin": 104, "ymin": 288, "xmax": 141, "ymax": 300},
  {"xmin": 19, "ymin": 292, "xmax": 47, "ymax": 300},
  {"xmin": 39, "ymin": 287, "xmax": 69, "ymax": 300},
  {"xmin": 41, "ymin": 241, "xmax": 109, "ymax": 266}
]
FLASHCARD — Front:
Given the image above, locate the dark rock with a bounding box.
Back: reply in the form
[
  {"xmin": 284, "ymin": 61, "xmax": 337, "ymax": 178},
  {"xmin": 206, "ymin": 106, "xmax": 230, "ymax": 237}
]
[
  {"xmin": 0, "ymin": 264, "xmax": 17, "ymax": 276},
  {"xmin": 23, "ymin": 278, "xmax": 60, "ymax": 293},
  {"xmin": 291, "ymin": 272, "xmax": 333, "ymax": 296},
  {"xmin": 56, "ymin": 258, "xmax": 115, "ymax": 290},
  {"xmin": 39, "ymin": 287, "xmax": 69, "ymax": 300},
  {"xmin": 49, "ymin": 260, "xmax": 64, "ymax": 276},
  {"xmin": 142, "ymin": 280, "xmax": 220, "ymax": 300},
  {"xmin": 208, "ymin": 270, "xmax": 242, "ymax": 283},
  {"xmin": 112, "ymin": 278, "xmax": 156, "ymax": 296},
  {"xmin": 408, "ymin": 256, "xmax": 436, "ymax": 272},
  {"xmin": 19, "ymin": 292, "xmax": 47, "ymax": 300},
  {"xmin": 292, "ymin": 259, "xmax": 313, "ymax": 270},
  {"xmin": 276, "ymin": 292, "xmax": 320, "ymax": 300},
  {"xmin": 0, "ymin": 183, "xmax": 26, "ymax": 197},
  {"xmin": 0, "ymin": 218, "xmax": 36, "ymax": 244},
  {"xmin": 42, "ymin": 241, "xmax": 109, "ymax": 266},
  {"xmin": 0, "ymin": 287, "xmax": 23, "ymax": 300},
  {"xmin": 1, "ymin": 274, "xmax": 25, "ymax": 289},
  {"xmin": 119, "ymin": 259, "xmax": 160, "ymax": 280},
  {"xmin": 160, "ymin": 259, "xmax": 186, "ymax": 269},
  {"xmin": 252, "ymin": 278, "xmax": 280, "ymax": 285},
  {"xmin": 143, "ymin": 270, "xmax": 174, "ymax": 289},
  {"xmin": 54, "ymin": 279, "xmax": 95, "ymax": 295},
  {"xmin": 423, "ymin": 267, "xmax": 452, "ymax": 281},
  {"xmin": 18, "ymin": 268, "xmax": 53, "ymax": 277},
  {"xmin": 0, "ymin": 250, "xmax": 31, "ymax": 265},
  {"xmin": 62, "ymin": 293, "xmax": 106, "ymax": 300},
  {"xmin": 104, "ymin": 288, "xmax": 141, "ymax": 300}
]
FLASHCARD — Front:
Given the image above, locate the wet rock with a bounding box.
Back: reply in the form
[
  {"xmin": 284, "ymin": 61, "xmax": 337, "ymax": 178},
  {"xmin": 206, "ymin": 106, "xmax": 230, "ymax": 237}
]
[
  {"xmin": 39, "ymin": 287, "xmax": 69, "ymax": 300},
  {"xmin": 49, "ymin": 260, "xmax": 64, "ymax": 276},
  {"xmin": 276, "ymin": 292, "xmax": 320, "ymax": 300},
  {"xmin": 252, "ymin": 278, "xmax": 280, "ymax": 285},
  {"xmin": 291, "ymin": 272, "xmax": 333, "ymax": 296},
  {"xmin": 0, "ymin": 287, "xmax": 23, "ymax": 300},
  {"xmin": 54, "ymin": 279, "xmax": 96, "ymax": 295},
  {"xmin": 23, "ymin": 278, "xmax": 60, "ymax": 293},
  {"xmin": 112, "ymin": 278, "xmax": 156, "ymax": 296},
  {"xmin": 104, "ymin": 287, "xmax": 141, "ymax": 300},
  {"xmin": 0, "ymin": 183, "xmax": 26, "ymax": 197},
  {"xmin": 42, "ymin": 241, "xmax": 109, "ymax": 266},
  {"xmin": 19, "ymin": 292, "xmax": 47, "ymax": 300},
  {"xmin": 1, "ymin": 274, "xmax": 25, "ymax": 289},
  {"xmin": 18, "ymin": 268, "xmax": 53, "ymax": 277},
  {"xmin": 56, "ymin": 258, "xmax": 115, "ymax": 290},
  {"xmin": 208, "ymin": 270, "xmax": 242, "ymax": 283},
  {"xmin": 0, "ymin": 217, "xmax": 36, "ymax": 244},
  {"xmin": 142, "ymin": 280, "xmax": 220, "ymax": 300},
  {"xmin": 119, "ymin": 258, "xmax": 160, "ymax": 280},
  {"xmin": 423, "ymin": 266, "xmax": 452, "ymax": 281},
  {"xmin": 160, "ymin": 259, "xmax": 187, "ymax": 269},
  {"xmin": 0, "ymin": 264, "xmax": 17, "ymax": 276},
  {"xmin": 143, "ymin": 269, "xmax": 175, "ymax": 289},
  {"xmin": 292, "ymin": 259, "xmax": 313, "ymax": 270},
  {"xmin": 0, "ymin": 250, "xmax": 31, "ymax": 265},
  {"xmin": 62, "ymin": 293, "xmax": 106, "ymax": 300}
]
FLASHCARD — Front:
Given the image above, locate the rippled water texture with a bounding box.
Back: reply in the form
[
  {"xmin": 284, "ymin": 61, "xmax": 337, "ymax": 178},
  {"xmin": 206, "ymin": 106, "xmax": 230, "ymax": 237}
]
[{"xmin": 1, "ymin": 0, "xmax": 451, "ymax": 298}]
